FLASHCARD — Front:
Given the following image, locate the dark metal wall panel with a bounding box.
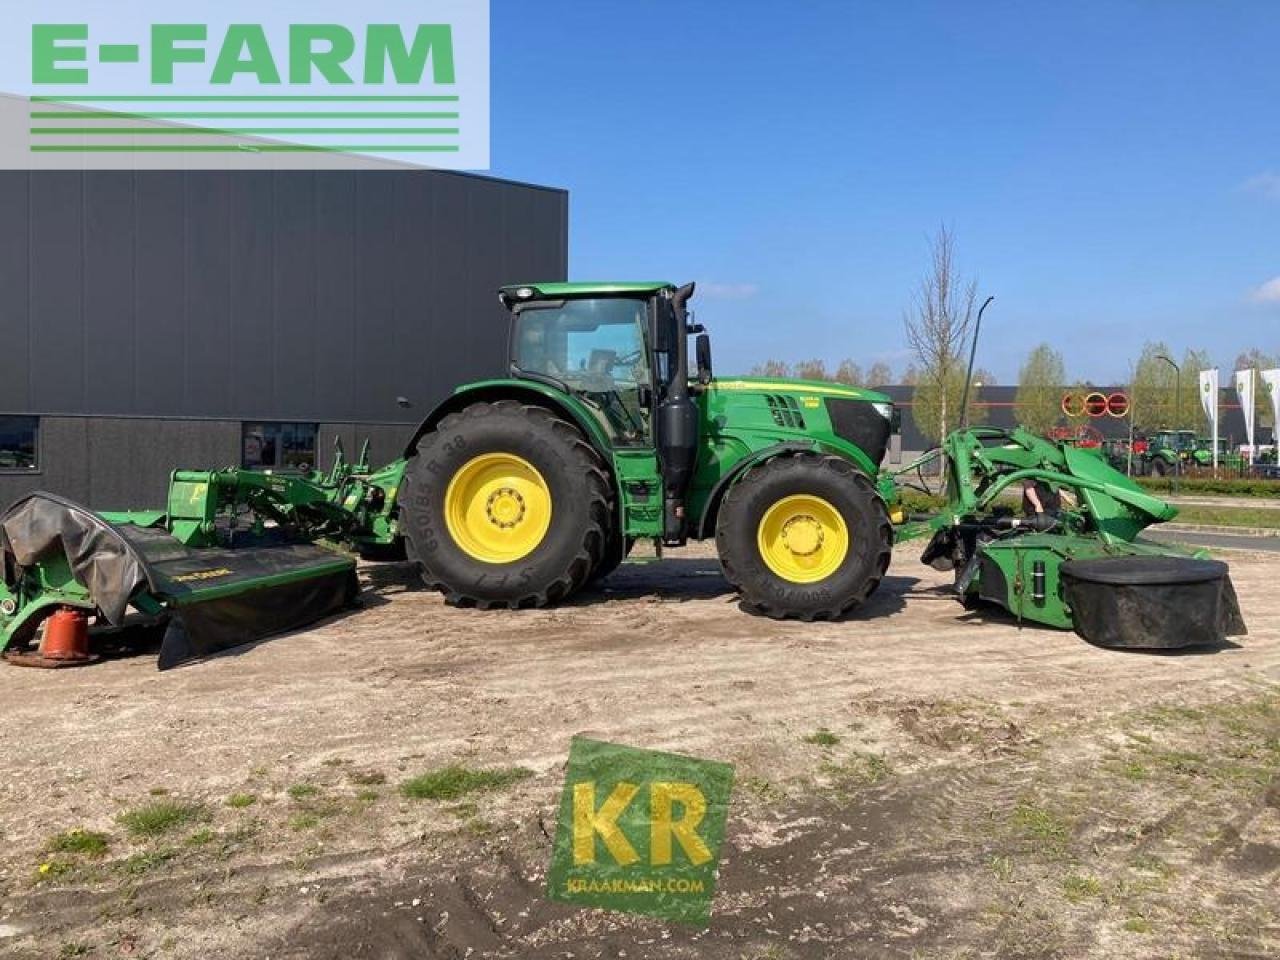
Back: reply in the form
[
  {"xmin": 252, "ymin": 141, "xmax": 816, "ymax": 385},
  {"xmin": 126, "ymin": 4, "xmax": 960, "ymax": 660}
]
[
  {"xmin": 314, "ymin": 174, "xmax": 359, "ymax": 420},
  {"xmin": 1, "ymin": 169, "xmax": 566, "ymax": 424},
  {"xmin": 0, "ymin": 174, "xmax": 30, "ymax": 412},
  {"xmin": 227, "ymin": 173, "xmax": 276, "ymax": 419},
  {"xmin": 29, "ymin": 174, "xmax": 85, "ymax": 413},
  {"xmin": 0, "ymin": 169, "xmax": 567, "ymax": 507},
  {"xmin": 84, "ymin": 174, "xmax": 137, "ymax": 415},
  {"xmin": 184, "ymin": 174, "xmax": 233, "ymax": 417},
  {"xmin": 134, "ymin": 174, "xmax": 187, "ymax": 414}
]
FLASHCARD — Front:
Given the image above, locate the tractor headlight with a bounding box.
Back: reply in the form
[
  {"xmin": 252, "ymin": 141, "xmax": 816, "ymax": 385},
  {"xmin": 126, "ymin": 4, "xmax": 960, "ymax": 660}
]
[{"xmin": 871, "ymin": 402, "xmax": 893, "ymax": 420}]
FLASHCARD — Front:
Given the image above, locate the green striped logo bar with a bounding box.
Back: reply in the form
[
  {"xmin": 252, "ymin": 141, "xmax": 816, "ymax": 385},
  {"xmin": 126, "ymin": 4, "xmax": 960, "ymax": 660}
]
[{"xmin": 8, "ymin": 3, "xmax": 490, "ymax": 169}]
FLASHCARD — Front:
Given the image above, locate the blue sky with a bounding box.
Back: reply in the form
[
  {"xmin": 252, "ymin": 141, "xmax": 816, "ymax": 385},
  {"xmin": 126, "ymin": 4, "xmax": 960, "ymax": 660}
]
[{"xmin": 488, "ymin": 0, "xmax": 1279, "ymax": 383}]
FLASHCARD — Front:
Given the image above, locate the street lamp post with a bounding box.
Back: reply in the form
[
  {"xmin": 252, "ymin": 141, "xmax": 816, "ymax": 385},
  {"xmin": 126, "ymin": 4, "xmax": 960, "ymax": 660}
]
[{"xmin": 1156, "ymin": 354, "xmax": 1181, "ymax": 494}]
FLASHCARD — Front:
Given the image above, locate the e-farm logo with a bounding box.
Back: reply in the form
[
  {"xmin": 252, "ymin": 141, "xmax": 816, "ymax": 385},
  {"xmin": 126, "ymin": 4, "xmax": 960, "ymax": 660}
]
[
  {"xmin": 548, "ymin": 738, "xmax": 734, "ymax": 926},
  {"xmin": 6, "ymin": 1, "xmax": 489, "ymax": 169}
]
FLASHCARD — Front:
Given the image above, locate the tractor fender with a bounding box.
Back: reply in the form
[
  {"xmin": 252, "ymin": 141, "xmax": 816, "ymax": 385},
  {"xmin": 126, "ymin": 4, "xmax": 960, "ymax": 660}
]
[
  {"xmin": 695, "ymin": 441, "xmax": 818, "ymax": 540},
  {"xmin": 404, "ymin": 379, "xmax": 615, "ymax": 464}
]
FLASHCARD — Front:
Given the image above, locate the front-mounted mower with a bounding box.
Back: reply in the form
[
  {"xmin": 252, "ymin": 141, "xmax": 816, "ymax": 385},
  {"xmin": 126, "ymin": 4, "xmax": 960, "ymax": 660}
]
[{"xmin": 895, "ymin": 427, "xmax": 1246, "ymax": 648}]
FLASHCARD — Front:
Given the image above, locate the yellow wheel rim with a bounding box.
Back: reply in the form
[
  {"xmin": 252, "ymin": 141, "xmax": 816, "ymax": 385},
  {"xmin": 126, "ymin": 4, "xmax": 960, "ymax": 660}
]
[
  {"xmin": 444, "ymin": 453, "xmax": 552, "ymax": 564},
  {"xmin": 756, "ymin": 494, "xmax": 850, "ymax": 583}
]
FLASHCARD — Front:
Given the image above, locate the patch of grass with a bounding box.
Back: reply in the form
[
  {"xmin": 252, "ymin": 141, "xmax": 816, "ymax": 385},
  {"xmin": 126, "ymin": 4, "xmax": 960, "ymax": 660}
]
[
  {"xmin": 1123, "ymin": 916, "xmax": 1152, "ymax": 934},
  {"xmin": 37, "ymin": 858, "xmax": 76, "ymax": 880},
  {"xmin": 58, "ymin": 943, "xmax": 90, "ymax": 959},
  {"xmin": 117, "ymin": 801, "xmax": 207, "ymax": 839},
  {"xmin": 803, "ymin": 728, "xmax": 841, "ymax": 747},
  {"xmin": 287, "ymin": 784, "xmax": 320, "ymax": 801},
  {"xmin": 989, "ymin": 855, "xmax": 1014, "ymax": 882},
  {"xmin": 1061, "ymin": 873, "xmax": 1101, "ymax": 903},
  {"xmin": 1149, "ymin": 749, "xmax": 1209, "ymax": 778},
  {"xmin": 47, "ymin": 829, "xmax": 110, "ymax": 858},
  {"xmin": 1173, "ymin": 505, "xmax": 1280, "ymax": 529},
  {"xmin": 399, "ymin": 765, "xmax": 532, "ymax": 801},
  {"xmin": 288, "ymin": 813, "xmax": 320, "ymax": 831},
  {"xmin": 186, "ymin": 829, "xmax": 215, "ymax": 847},
  {"xmin": 739, "ymin": 776, "xmax": 785, "ymax": 803},
  {"xmin": 354, "ymin": 789, "xmax": 380, "ymax": 807},
  {"xmin": 823, "ymin": 751, "xmax": 892, "ymax": 786},
  {"xmin": 226, "ymin": 793, "xmax": 257, "ymax": 809},
  {"xmin": 119, "ymin": 849, "xmax": 176, "ymax": 875},
  {"xmin": 1011, "ymin": 799, "xmax": 1071, "ymax": 854},
  {"xmin": 1118, "ymin": 760, "xmax": 1149, "ymax": 782}
]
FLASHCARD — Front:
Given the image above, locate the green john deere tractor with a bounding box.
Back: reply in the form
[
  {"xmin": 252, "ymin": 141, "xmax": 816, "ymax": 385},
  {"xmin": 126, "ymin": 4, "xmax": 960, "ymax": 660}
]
[
  {"xmin": 398, "ymin": 281, "xmax": 896, "ymax": 620},
  {"xmin": 0, "ymin": 280, "xmax": 1248, "ymax": 668}
]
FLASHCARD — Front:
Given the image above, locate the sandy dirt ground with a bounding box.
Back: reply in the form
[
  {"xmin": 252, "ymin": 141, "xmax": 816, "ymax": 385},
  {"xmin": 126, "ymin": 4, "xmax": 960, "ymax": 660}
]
[{"xmin": 1, "ymin": 544, "xmax": 1277, "ymax": 960}]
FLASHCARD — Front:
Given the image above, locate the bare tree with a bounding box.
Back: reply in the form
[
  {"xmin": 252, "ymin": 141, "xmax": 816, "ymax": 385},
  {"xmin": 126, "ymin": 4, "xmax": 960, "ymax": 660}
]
[
  {"xmin": 904, "ymin": 226, "xmax": 979, "ymax": 442},
  {"xmin": 865, "ymin": 361, "xmax": 893, "ymax": 387},
  {"xmin": 834, "ymin": 359, "xmax": 864, "ymax": 386},
  {"xmin": 750, "ymin": 359, "xmax": 791, "ymax": 377},
  {"xmin": 793, "ymin": 359, "xmax": 829, "ymax": 381}
]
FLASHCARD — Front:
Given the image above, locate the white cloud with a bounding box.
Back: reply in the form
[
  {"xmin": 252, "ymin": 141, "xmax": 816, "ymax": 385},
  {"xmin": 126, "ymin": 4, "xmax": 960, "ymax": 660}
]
[
  {"xmin": 1243, "ymin": 171, "xmax": 1280, "ymax": 201},
  {"xmin": 1251, "ymin": 276, "xmax": 1280, "ymax": 303},
  {"xmin": 698, "ymin": 282, "xmax": 759, "ymax": 301}
]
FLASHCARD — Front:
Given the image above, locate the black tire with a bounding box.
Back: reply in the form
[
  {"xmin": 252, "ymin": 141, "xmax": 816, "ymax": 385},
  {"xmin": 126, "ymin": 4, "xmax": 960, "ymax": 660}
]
[
  {"xmin": 590, "ymin": 533, "xmax": 634, "ymax": 584},
  {"xmin": 400, "ymin": 401, "xmax": 613, "ymax": 609},
  {"xmin": 1151, "ymin": 458, "xmax": 1168, "ymax": 477},
  {"xmin": 715, "ymin": 453, "xmax": 892, "ymax": 621}
]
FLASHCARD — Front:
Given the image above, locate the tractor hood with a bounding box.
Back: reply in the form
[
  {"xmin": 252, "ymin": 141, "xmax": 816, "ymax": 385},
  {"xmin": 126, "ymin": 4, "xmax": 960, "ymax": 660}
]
[
  {"xmin": 707, "ymin": 377, "xmax": 892, "ymax": 405},
  {"xmin": 703, "ymin": 377, "xmax": 897, "ymax": 469}
]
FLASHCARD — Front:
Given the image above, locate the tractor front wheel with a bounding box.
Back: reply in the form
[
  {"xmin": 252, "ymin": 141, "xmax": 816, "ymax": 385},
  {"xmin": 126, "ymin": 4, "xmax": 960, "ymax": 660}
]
[
  {"xmin": 400, "ymin": 401, "xmax": 613, "ymax": 608},
  {"xmin": 715, "ymin": 454, "xmax": 892, "ymax": 621}
]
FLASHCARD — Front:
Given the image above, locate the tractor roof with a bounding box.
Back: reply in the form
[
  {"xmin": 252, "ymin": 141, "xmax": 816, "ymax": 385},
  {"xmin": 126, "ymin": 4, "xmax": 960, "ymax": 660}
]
[{"xmin": 499, "ymin": 281, "xmax": 673, "ymax": 302}]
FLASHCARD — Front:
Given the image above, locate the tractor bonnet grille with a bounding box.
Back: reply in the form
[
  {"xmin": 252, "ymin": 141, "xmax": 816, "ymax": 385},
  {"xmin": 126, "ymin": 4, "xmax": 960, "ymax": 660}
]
[
  {"xmin": 825, "ymin": 398, "xmax": 892, "ymax": 466},
  {"xmin": 766, "ymin": 395, "xmax": 806, "ymax": 430}
]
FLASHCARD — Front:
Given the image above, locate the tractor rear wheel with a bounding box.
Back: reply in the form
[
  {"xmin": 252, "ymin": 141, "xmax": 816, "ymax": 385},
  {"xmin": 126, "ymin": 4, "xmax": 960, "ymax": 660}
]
[
  {"xmin": 1151, "ymin": 458, "xmax": 1168, "ymax": 477},
  {"xmin": 401, "ymin": 401, "xmax": 613, "ymax": 608},
  {"xmin": 716, "ymin": 453, "xmax": 892, "ymax": 621}
]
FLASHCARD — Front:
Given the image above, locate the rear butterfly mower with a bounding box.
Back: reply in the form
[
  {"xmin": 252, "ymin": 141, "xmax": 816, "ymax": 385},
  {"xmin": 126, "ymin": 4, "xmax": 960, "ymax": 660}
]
[{"xmin": 0, "ymin": 281, "xmax": 1246, "ymax": 669}]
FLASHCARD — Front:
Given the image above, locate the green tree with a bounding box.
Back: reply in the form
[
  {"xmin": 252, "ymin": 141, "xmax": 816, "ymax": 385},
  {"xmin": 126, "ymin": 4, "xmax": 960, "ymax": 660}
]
[
  {"xmin": 1130, "ymin": 343, "xmax": 1212, "ymax": 432},
  {"xmin": 1015, "ymin": 343, "xmax": 1067, "ymax": 436},
  {"xmin": 905, "ymin": 226, "xmax": 979, "ymax": 442},
  {"xmin": 913, "ymin": 367, "xmax": 987, "ymax": 444}
]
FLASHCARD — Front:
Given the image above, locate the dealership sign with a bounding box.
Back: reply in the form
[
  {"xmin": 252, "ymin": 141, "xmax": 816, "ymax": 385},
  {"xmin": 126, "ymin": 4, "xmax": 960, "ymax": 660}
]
[{"xmin": 0, "ymin": 1, "xmax": 489, "ymax": 169}]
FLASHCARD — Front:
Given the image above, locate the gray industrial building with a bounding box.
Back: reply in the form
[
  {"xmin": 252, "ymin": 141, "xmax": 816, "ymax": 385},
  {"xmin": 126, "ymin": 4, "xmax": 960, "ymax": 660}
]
[{"xmin": 0, "ymin": 169, "xmax": 568, "ymax": 508}]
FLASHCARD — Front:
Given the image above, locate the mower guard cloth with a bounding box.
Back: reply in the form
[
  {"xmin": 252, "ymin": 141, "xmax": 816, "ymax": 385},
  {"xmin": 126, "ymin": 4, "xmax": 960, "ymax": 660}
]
[
  {"xmin": 1060, "ymin": 555, "xmax": 1247, "ymax": 650},
  {"xmin": 1, "ymin": 492, "xmax": 155, "ymax": 626},
  {"xmin": 145, "ymin": 540, "xmax": 359, "ymax": 670}
]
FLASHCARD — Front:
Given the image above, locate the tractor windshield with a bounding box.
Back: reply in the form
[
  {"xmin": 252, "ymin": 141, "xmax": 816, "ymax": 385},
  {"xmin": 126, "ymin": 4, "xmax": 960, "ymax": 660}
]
[{"xmin": 513, "ymin": 298, "xmax": 651, "ymax": 443}]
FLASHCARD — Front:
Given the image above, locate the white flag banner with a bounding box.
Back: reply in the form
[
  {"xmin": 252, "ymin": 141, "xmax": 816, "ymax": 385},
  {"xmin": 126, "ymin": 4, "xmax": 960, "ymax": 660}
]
[
  {"xmin": 1263, "ymin": 369, "xmax": 1280, "ymax": 447},
  {"xmin": 1235, "ymin": 368, "xmax": 1256, "ymax": 453},
  {"xmin": 1199, "ymin": 369, "xmax": 1219, "ymax": 468}
]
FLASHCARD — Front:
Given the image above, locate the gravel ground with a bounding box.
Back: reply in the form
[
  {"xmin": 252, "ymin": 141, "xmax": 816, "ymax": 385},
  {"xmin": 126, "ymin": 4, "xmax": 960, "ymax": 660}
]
[{"xmin": 0, "ymin": 544, "xmax": 1277, "ymax": 959}]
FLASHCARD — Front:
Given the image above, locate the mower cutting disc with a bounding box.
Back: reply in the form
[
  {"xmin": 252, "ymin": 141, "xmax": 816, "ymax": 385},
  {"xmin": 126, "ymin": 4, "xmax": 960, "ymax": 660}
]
[{"xmin": 1060, "ymin": 555, "xmax": 1247, "ymax": 650}]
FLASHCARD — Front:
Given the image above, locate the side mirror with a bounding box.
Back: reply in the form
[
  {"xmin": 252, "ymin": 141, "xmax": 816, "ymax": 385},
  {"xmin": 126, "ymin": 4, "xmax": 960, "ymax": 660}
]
[{"xmin": 695, "ymin": 333, "xmax": 713, "ymax": 385}]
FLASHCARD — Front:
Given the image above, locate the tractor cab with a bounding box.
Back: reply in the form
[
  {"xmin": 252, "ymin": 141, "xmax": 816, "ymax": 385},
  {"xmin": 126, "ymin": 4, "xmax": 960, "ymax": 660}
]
[{"xmin": 500, "ymin": 282, "xmax": 704, "ymax": 545}]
